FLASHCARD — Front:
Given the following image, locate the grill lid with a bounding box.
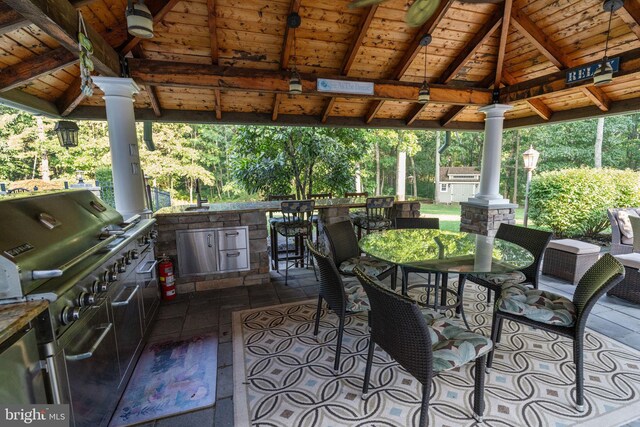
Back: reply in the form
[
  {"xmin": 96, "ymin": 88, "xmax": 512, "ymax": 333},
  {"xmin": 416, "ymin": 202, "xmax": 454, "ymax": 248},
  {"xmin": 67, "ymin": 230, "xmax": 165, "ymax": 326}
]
[{"xmin": 0, "ymin": 190, "xmax": 123, "ymax": 296}]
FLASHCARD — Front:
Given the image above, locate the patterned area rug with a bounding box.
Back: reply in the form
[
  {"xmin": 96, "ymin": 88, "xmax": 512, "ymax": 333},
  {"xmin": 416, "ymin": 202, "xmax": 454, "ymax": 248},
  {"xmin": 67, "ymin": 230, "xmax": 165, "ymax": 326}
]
[
  {"xmin": 110, "ymin": 335, "xmax": 218, "ymax": 427},
  {"xmin": 233, "ymin": 283, "xmax": 640, "ymax": 427}
]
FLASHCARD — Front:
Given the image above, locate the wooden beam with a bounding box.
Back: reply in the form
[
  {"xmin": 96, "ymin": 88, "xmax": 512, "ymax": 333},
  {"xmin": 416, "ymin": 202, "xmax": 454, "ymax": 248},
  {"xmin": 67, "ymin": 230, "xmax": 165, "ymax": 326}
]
[
  {"xmin": 128, "ymin": 59, "xmax": 493, "ymax": 106},
  {"xmin": 207, "ymin": 0, "xmax": 218, "ymax": 65},
  {"xmin": 145, "ymin": 85, "xmax": 162, "ymax": 117},
  {"xmin": 0, "ymin": 1, "xmax": 25, "ymax": 35},
  {"xmin": 3, "ymin": 0, "xmax": 119, "ymax": 76},
  {"xmin": 406, "ymin": 103, "xmax": 428, "ymax": 125},
  {"xmin": 321, "ymin": 97, "xmax": 335, "ymax": 123},
  {"xmin": 494, "ymin": 0, "xmax": 513, "ymax": 88},
  {"xmin": 0, "ymin": 88, "xmax": 59, "ymax": 116},
  {"xmin": 500, "ymin": 48, "xmax": 640, "ymax": 103},
  {"xmin": 619, "ymin": 0, "xmax": 640, "ymax": 41},
  {"xmin": 440, "ymin": 105, "xmax": 466, "ymax": 127},
  {"xmin": 341, "ymin": 5, "xmax": 377, "ymax": 75},
  {"xmin": 119, "ymin": 0, "xmax": 181, "ymax": 55},
  {"xmin": 0, "ymin": 47, "xmax": 76, "ymax": 92},
  {"xmin": 438, "ymin": 14, "xmax": 502, "ymax": 84},
  {"xmin": 280, "ymin": 0, "xmax": 301, "ymax": 70},
  {"xmin": 582, "ymin": 86, "xmax": 611, "ymax": 111},
  {"xmin": 365, "ymin": 101, "xmax": 383, "ymax": 124},
  {"xmin": 511, "ymin": 8, "xmax": 569, "ymax": 69},
  {"xmin": 214, "ymin": 89, "xmax": 221, "ymax": 120},
  {"xmin": 272, "ymin": 93, "xmax": 282, "ymax": 121},
  {"xmin": 56, "ymin": 77, "xmax": 83, "ymax": 116},
  {"xmin": 502, "ymin": 69, "xmax": 552, "ymax": 120}
]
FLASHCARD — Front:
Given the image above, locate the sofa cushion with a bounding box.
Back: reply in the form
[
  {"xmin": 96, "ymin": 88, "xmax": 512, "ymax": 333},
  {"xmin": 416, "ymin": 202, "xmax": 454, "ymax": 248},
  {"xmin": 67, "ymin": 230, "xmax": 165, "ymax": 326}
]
[
  {"xmin": 617, "ymin": 210, "xmax": 639, "ymax": 240},
  {"xmin": 614, "ymin": 253, "xmax": 640, "ymax": 270},
  {"xmin": 547, "ymin": 239, "xmax": 600, "ymax": 255}
]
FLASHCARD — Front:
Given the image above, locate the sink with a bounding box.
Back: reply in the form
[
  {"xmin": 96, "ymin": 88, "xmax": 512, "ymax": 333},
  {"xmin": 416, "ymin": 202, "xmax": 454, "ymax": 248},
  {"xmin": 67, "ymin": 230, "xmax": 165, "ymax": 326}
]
[{"xmin": 184, "ymin": 206, "xmax": 209, "ymax": 212}]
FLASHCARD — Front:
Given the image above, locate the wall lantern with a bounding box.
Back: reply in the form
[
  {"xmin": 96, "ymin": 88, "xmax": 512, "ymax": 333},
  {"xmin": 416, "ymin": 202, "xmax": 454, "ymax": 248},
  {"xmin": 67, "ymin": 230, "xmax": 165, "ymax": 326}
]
[
  {"xmin": 54, "ymin": 121, "xmax": 79, "ymax": 149},
  {"xmin": 126, "ymin": 0, "xmax": 154, "ymax": 39}
]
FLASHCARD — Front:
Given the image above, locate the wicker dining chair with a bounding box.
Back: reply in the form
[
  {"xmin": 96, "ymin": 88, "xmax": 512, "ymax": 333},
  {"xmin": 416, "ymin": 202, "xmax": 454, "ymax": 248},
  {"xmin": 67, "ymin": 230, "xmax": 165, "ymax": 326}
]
[
  {"xmin": 460, "ymin": 223, "xmax": 552, "ymax": 303},
  {"xmin": 306, "ymin": 239, "xmax": 369, "ymax": 374},
  {"xmin": 487, "ymin": 253, "xmax": 624, "ymax": 412},
  {"xmin": 345, "ymin": 191, "xmax": 369, "ymax": 224},
  {"xmin": 274, "ymin": 200, "xmax": 314, "ymax": 285},
  {"xmin": 352, "ymin": 196, "xmax": 395, "ymax": 240},
  {"xmin": 324, "ymin": 220, "xmax": 397, "ymax": 286},
  {"xmin": 354, "ymin": 267, "xmax": 492, "ymax": 426},
  {"xmin": 267, "ymin": 194, "xmax": 296, "ymax": 270}
]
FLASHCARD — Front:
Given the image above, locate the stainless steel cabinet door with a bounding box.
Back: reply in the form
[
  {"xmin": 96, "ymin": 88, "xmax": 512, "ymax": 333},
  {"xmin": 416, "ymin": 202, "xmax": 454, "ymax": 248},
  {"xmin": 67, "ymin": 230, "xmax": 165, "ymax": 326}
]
[
  {"xmin": 111, "ymin": 278, "xmax": 143, "ymax": 387},
  {"xmin": 136, "ymin": 249, "xmax": 159, "ymax": 332},
  {"xmin": 0, "ymin": 328, "xmax": 47, "ymax": 404},
  {"xmin": 176, "ymin": 229, "xmax": 217, "ymax": 276}
]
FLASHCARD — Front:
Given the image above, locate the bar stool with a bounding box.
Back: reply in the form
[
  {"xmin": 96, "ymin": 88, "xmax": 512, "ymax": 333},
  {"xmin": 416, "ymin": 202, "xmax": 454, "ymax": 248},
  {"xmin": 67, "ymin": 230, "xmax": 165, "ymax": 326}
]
[
  {"xmin": 308, "ymin": 192, "xmax": 332, "ymax": 246},
  {"xmin": 352, "ymin": 196, "xmax": 394, "ymax": 240},
  {"xmin": 345, "ymin": 191, "xmax": 368, "ymax": 225},
  {"xmin": 268, "ymin": 194, "xmax": 295, "ymax": 271},
  {"xmin": 274, "ymin": 200, "xmax": 315, "ymax": 285}
]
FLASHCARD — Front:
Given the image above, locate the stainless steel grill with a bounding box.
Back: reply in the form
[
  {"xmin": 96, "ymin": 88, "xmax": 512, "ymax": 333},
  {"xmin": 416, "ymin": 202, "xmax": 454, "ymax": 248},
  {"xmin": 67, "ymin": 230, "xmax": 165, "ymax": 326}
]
[{"xmin": 0, "ymin": 190, "xmax": 159, "ymax": 427}]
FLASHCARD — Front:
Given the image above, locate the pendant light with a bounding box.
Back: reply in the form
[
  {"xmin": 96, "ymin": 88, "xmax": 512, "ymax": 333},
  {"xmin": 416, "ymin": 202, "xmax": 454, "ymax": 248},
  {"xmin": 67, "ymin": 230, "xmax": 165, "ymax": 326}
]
[
  {"xmin": 54, "ymin": 121, "xmax": 79, "ymax": 149},
  {"xmin": 126, "ymin": 0, "xmax": 154, "ymax": 39},
  {"xmin": 418, "ymin": 34, "xmax": 432, "ymax": 104},
  {"xmin": 593, "ymin": 0, "xmax": 623, "ymax": 86},
  {"xmin": 287, "ymin": 13, "xmax": 302, "ymax": 95}
]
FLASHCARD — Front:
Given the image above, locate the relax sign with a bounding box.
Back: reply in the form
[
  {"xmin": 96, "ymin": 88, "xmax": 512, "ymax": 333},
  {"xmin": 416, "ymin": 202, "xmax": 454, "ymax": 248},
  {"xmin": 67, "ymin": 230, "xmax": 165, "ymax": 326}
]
[{"xmin": 565, "ymin": 57, "xmax": 620, "ymax": 84}]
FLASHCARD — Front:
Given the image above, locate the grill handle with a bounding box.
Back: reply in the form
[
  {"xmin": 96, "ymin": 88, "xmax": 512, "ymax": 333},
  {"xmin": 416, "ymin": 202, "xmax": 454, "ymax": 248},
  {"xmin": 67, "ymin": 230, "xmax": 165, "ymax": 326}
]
[
  {"xmin": 31, "ymin": 270, "xmax": 63, "ymax": 280},
  {"xmin": 65, "ymin": 323, "xmax": 113, "ymax": 361},
  {"xmin": 57, "ymin": 235, "xmax": 117, "ymax": 275}
]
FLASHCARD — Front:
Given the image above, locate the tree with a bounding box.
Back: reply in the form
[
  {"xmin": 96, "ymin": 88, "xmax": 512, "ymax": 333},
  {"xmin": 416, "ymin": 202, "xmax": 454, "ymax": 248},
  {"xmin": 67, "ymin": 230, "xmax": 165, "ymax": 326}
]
[{"xmin": 595, "ymin": 117, "xmax": 604, "ymax": 168}]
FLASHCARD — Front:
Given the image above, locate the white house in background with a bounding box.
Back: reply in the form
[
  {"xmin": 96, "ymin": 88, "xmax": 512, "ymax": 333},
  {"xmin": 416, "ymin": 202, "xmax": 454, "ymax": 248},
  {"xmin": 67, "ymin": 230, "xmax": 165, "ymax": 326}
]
[{"xmin": 435, "ymin": 167, "xmax": 481, "ymax": 203}]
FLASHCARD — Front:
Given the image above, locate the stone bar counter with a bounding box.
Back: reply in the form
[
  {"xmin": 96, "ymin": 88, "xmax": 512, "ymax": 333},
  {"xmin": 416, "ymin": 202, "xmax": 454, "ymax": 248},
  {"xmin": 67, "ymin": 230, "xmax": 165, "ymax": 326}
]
[{"xmin": 155, "ymin": 198, "xmax": 421, "ymax": 294}]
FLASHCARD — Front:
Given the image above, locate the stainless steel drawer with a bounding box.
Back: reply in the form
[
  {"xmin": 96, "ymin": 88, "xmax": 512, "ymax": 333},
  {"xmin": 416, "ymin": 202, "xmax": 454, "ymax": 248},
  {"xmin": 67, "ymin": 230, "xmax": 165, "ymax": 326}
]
[
  {"xmin": 217, "ymin": 228, "xmax": 247, "ymax": 250},
  {"xmin": 218, "ymin": 249, "xmax": 249, "ymax": 271}
]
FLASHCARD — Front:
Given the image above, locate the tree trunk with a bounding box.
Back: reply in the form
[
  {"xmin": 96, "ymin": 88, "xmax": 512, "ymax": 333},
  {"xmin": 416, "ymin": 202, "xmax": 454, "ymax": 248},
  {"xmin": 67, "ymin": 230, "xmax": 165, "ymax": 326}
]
[
  {"xmin": 36, "ymin": 116, "xmax": 50, "ymax": 181},
  {"xmin": 410, "ymin": 156, "xmax": 418, "ymax": 198},
  {"xmin": 595, "ymin": 117, "xmax": 604, "ymax": 168},
  {"xmin": 355, "ymin": 162, "xmax": 362, "ymax": 193},
  {"xmin": 375, "ymin": 142, "xmax": 381, "ymax": 196},
  {"xmin": 513, "ymin": 130, "xmax": 519, "ymax": 204},
  {"xmin": 380, "ymin": 170, "xmax": 385, "ymax": 195},
  {"xmin": 396, "ymin": 142, "xmax": 407, "ymax": 201},
  {"xmin": 435, "ymin": 132, "xmax": 440, "ymax": 202}
]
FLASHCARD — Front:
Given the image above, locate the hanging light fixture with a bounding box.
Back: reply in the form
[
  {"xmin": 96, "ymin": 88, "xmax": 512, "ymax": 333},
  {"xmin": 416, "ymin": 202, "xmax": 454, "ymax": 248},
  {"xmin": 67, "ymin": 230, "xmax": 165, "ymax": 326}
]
[
  {"xmin": 287, "ymin": 12, "xmax": 302, "ymax": 95},
  {"xmin": 593, "ymin": 0, "xmax": 623, "ymax": 86},
  {"xmin": 54, "ymin": 121, "xmax": 79, "ymax": 149},
  {"xmin": 418, "ymin": 34, "xmax": 432, "ymax": 104},
  {"xmin": 126, "ymin": 0, "xmax": 154, "ymax": 39}
]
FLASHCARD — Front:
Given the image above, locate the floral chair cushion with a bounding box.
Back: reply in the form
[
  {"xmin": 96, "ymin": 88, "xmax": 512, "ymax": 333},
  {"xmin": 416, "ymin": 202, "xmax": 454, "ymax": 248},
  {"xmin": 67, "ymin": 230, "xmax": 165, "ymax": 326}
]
[
  {"xmin": 353, "ymin": 216, "xmax": 393, "ymax": 230},
  {"xmin": 473, "ymin": 271, "xmax": 527, "ymax": 287},
  {"xmin": 339, "ymin": 256, "xmax": 393, "ymax": 277},
  {"xmin": 344, "ymin": 279, "xmax": 370, "ymax": 312},
  {"xmin": 274, "ymin": 220, "xmax": 311, "ymax": 237},
  {"xmin": 427, "ymin": 317, "xmax": 493, "ymax": 372},
  {"xmin": 498, "ymin": 283, "xmax": 577, "ymax": 327}
]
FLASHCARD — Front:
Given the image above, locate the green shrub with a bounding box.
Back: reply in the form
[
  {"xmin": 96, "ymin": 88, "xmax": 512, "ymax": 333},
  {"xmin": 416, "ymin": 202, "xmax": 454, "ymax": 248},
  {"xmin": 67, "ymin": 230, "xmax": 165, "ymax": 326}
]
[
  {"xmin": 528, "ymin": 168, "xmax": 640, "ymax": 237},
  {"xmin": 94, "ymin": 167, "xmax": 113, "ymax": 184}
]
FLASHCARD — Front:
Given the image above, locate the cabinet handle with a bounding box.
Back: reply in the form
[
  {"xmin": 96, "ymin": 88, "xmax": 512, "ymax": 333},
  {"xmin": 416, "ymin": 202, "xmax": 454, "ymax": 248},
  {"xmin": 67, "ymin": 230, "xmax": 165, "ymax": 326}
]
[
  {"xmin": 111, "ymin": 285, "xmax": 140, "ymax": 307},
  {"xmin": 207, "ymin": 234, "xmax": 213, "ymax": 248},
  {"xmin": 225, "ymin": 231, "xmax": 240, "ymax": 236},
  {"xmin": 226, "ymin": 252, "xmax": 241, "ymax": 257},
  {"xmin": 136, "ymin": 260, "xmax": 157, "ymax": 275},
  {"xmin": 65, "ymin": 323, "xmax": 113, "ymax": 361}
]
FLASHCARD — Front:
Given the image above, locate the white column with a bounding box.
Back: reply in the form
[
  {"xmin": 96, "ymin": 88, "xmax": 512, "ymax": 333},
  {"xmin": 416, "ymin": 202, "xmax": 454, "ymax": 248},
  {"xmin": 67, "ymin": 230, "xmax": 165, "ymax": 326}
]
[
  {"xmin": 93, "ymin": 77, "xmax": 147, "ymax": 219},
  {"xmin": 467, "ymin": 103, "xmax": 513, "ymax": 206}
]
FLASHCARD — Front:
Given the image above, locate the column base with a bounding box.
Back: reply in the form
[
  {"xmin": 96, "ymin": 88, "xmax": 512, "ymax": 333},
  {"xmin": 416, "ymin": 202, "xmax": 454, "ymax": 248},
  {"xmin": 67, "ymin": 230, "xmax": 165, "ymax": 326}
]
[
  {"xmin": 466, "ymin": 197, "xmax": 514, "ymax": 206},
  {"xmin": 460, "ymin": 202, "xmax": 518, "ymax": 237}
]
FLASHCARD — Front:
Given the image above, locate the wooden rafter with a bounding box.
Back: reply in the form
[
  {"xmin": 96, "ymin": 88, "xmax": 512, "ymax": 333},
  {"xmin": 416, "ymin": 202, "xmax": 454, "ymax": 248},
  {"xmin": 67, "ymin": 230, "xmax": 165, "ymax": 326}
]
[
  {"xmin": 368, "ymin": 0, "xmax": 454, "ymax": 123},
  {"xmin": 502, "ymin": 70, "xmax": 551, "ymax": 120},
  {"xmin": 0, "ymin": 47, "xmax": 76, "ymax": 92},
  {"xmin": 500, "ymin": 47, "xmax": 640, "ymax": 103},
  {"xmin": 582, "ymin": 86, "xmax": 611, "ymax": 111},
  {"xmin": 440, "ymin": 105, "xmax": 466, "ymax": 127},
  {"xmin": 438, "ymin": 14, "xmax": 502, "ymax": 84},
  {"xmin": 494, "ymin": 0, "xmax": 513, "ymax": 88},
  {"xmin": 272, "ymin": 93, "xmax": 283, "ymax": 121},
  {"xmin": 323, "ymin": 4, "xmax": 378, "ymax": 123},
  {"xmin": 207, "ymin": 0, "xmax": 220, "ymax": 120},
  {"xmin": 618, "ymin": 0, "xmax": 640, "ymax": 40},
  {"xmin": 280, "ymin": 0, "xmax": 301, "ymax": 71},
  {"xmin": 56, "ymin": 77, "xmax": 83, "ymax": 117},
  {"xmin": 3, "ymin": 0, "xmax": 120, "ymax": 76},
  {"xmin": 132, "ymin": 46, "xmax": 162, "ymax": 117},
  {"xmin": 214, "ymin": 89, "xmax": 221, "ymax": 120},
  {"xmin": 119, "ymin": 0, "xmax": 181, "ymax": 55},
  {"xmin": 128, "ymin": 59, "xmax": 493, "ymax": 105},
  {"xmin": 406, "ymin": 103, "xmax": 428, "ymax": 125},
  {"xmin": 0, "ymin": 0, "xmax": 99, "ymax": 36}
]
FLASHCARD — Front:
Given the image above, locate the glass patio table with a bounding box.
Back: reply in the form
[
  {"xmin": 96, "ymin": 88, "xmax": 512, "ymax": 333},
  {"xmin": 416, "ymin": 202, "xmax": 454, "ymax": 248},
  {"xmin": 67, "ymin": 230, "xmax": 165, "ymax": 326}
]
[{"xmin": 359, "ymin": 229, "xmax": 534, "ymax": 328}]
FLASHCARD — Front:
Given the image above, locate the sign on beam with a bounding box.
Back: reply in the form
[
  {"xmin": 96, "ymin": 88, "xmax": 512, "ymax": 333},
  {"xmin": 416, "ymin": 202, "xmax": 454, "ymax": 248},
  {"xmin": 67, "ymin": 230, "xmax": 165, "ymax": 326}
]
[
  {"xmin": 317, "ymin": 78, "xmax": 374, "ymax": 95},
  {"xmin": 565, "ymin": 57, "xmax": 620, "ymax": 84}
]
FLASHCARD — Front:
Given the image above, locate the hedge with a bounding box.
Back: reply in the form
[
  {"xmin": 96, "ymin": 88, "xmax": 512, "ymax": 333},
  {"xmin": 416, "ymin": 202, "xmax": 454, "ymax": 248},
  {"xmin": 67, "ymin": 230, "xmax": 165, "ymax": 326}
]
[{"xmin": 528, "ymin": 168, "xmax": 640, "ymax": 237}]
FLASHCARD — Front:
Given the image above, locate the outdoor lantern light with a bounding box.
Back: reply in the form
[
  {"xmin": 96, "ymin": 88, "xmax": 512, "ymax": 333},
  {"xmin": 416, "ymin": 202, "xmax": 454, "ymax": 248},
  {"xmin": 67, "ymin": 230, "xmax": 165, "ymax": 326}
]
[
  {"xmin": 418, "ymin": 34, "xmax": 432, "ymax": 104},
  {"xmin": 54, "ymin": 121, "xmax": 79, "ymax": 149},
  {"xmin": 593, "ymin": 0, "xmax": 623, "ymax": 86},
  {"xmin": 287, "ymin": 12, "xmax": 302, "ymax": 95},
  {"xmin": 126, "ymin": 0, "xmax": 154, "ymax": 39},
  {"xmin": 522, "ymin": 145, "xmax": 540, "ymax": 227}
]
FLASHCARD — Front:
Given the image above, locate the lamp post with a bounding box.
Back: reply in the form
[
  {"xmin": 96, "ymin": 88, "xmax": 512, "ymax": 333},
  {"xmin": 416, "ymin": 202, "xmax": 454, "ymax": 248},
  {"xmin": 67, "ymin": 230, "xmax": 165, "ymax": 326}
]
[{"xmin": 522, "ymin": 146, "xmax": 540, "ymax": 227}]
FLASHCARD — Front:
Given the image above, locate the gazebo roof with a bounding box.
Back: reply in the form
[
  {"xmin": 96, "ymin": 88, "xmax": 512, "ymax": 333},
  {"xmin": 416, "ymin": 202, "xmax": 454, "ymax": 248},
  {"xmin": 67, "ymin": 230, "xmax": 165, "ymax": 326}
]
[{"xmin": 0, "ymin": 0, "xmax": 639, "ymax": 130}]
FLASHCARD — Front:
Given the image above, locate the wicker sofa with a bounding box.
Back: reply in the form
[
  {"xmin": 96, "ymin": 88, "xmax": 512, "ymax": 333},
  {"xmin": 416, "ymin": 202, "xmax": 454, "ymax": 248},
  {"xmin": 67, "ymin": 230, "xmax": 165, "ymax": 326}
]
[{"xmin": 607, "ymin": 208, "xmax": 640, "ymax": 255}]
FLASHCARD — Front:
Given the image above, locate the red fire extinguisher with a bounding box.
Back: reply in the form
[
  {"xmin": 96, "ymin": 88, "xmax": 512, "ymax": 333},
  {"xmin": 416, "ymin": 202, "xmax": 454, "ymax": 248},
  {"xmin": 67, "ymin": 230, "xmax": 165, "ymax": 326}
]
[{"xmin": 158, "ymin": 254, "xmax": 176, "ymax": 301}]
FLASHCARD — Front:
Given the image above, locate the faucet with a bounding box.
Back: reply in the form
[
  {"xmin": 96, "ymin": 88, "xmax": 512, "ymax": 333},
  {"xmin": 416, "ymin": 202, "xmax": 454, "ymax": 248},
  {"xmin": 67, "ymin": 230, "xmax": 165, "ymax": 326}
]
[{"xmin": 195, "ymin": 179, "xmax": 208, "ymax": 207}]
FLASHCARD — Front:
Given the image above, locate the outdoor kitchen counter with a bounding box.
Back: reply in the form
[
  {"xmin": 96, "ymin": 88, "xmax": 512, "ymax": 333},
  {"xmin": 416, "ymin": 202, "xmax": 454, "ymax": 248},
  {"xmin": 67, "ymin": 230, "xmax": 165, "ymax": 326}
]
[{"xmin": 0, "ymin": 300, "xmax": 48, "ymax": 346}]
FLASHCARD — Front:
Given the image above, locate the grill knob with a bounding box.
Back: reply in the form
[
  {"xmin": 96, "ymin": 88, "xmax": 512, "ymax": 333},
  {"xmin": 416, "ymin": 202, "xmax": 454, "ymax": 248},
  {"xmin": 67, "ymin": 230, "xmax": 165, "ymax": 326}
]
[
  {"xmin": 60, "ymin": 306, "xmax": 81, "ymax": 325},
  {"xmin": 117, "ymin": 258, "xmax": 127, "ymax": 273},
  {"xmin": 125, "ymin": 252, "xmax": 132, "ymax": 265},
  {"xmin": 150, "ymin": 230, "xmax": 158, "ymax": 239},
  {"xmin": 144, "ymin": 236, "xmax": 151, "ymax": 245},
  {"xmin": 78, "ymin": 292, "xmax": 96, "ymax": 307},
  {"xmin": 130, "ymin": 249, "xmax": 139, "ymax": 260},
  {"xmin": 108, "ymin": 265, "xmax": 118, "ymax": 282},
  {"xmin": 93, "ymin": 280, "xmax": 108, "ymax": 293}
]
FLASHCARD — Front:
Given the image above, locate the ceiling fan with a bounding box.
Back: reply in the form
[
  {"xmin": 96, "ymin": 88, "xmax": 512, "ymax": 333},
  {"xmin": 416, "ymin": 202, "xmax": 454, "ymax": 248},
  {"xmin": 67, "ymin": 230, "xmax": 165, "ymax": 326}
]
[{"xmin": 349, "ymin": 0, "xmax": 504, "ymax": 28}]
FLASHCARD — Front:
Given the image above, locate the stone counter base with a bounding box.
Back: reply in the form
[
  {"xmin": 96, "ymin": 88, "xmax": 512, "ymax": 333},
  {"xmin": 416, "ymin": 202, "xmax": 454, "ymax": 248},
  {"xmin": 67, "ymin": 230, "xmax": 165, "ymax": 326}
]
[{"xmin": 459, "ymin": 202, "xmax": 517, "ymax": 237}]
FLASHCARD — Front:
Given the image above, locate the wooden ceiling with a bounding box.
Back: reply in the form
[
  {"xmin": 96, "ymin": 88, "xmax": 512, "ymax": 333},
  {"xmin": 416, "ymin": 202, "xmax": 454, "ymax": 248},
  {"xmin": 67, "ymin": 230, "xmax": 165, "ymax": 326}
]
[{"xmin": 0, "ymin": 0, "xmax": 639, "ymax": 130}]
